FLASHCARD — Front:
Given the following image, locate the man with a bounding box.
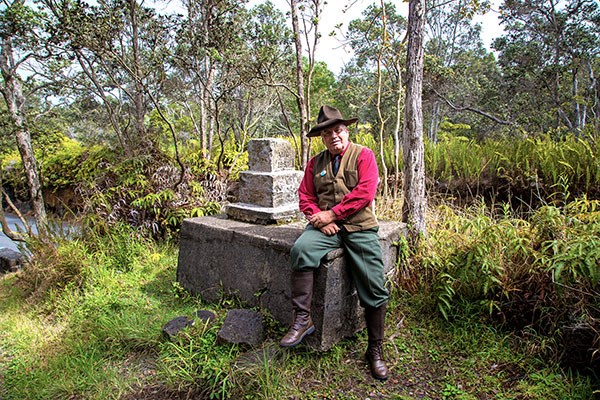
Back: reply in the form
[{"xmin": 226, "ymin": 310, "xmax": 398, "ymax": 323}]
[{"xmin": 279, "ymin": 105, "xmax": 389, "ymax": 381}]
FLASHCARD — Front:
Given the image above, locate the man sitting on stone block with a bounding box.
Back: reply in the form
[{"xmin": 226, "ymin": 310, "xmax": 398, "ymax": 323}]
[{"xmin": 279, "ymin": 105, "xmax": 389, "ymax": 381}]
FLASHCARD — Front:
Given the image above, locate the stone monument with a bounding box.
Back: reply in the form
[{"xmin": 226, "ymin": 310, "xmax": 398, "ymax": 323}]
[
  {"xmin": 226, "ymin": 138, "xmax": 303, "ymax": 224},
  {"xmin": 177, "ymin": 137, "xmax": 405, "ymax": 350}
]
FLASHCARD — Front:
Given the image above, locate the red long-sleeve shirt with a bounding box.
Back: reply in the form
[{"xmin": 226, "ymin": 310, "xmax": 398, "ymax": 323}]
[{"xmin": 298, "ymin": 144, "xmax": 379, "ymax": 220}]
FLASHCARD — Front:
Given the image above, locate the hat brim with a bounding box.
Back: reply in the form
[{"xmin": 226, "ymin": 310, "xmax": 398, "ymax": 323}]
[{"xmin": 307, "ymin": 118, "xmax": 358, "ymax": 137}]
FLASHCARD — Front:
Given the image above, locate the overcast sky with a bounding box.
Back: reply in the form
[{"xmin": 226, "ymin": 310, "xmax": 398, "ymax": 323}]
[{"xmin": 246, "ymin": 0, "xmax": 504, "ymax": 75}]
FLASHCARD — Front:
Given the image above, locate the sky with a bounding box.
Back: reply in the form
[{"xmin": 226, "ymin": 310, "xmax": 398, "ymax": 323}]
[{"xmin": 246, "ymin": 0, "xmax": 504, "ymax": 75}]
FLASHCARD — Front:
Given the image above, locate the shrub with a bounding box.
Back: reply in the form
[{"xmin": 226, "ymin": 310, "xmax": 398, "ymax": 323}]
[
  {"xmin": 405, "ymin": 197, "xmax": 600, "ymax": 369},
  {"xmin": 16, "ymin": 236, "xmax": 90, "ymax": 302}
]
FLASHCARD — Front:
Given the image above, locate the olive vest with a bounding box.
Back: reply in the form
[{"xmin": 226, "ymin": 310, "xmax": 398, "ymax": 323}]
[{"xmin": 312, "ymin": 142, "xmax": 378, "ymax": 232}]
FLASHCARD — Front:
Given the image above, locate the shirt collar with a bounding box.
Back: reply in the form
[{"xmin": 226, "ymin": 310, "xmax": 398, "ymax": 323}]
[{"xmin": 329, "ymin": 142, "xmax": 350, "ymax": 159}]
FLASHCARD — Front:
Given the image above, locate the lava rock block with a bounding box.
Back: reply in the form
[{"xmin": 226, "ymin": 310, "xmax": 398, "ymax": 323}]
[
  {"xmin": 196, "ymin": 309, "xmax": 217, "ymax": 323},
  {"xmin": 217, "ymin": 309, "xmax": 264, "ymax": 346},
  {"xmin": 162, "ymin": 316, "xmax": 194, "ymax": 339},
  {"xmin": 0, "ymin": 247, "xmax": 22, "ymax": 273}
]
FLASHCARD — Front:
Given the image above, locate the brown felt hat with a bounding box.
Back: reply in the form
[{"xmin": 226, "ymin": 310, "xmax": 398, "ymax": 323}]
[{"xmin": 307, "ymin": 105, "xmax": 358, "ymax": 137}]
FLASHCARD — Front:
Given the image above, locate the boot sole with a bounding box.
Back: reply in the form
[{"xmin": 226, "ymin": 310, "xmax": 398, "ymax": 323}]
[
  {"xmin": 365, "ymin": 353, "xmax": 389, "ymax": 381},
  {"xmin": 280, "ymin": 326, "xmax": 315, "ymax": 348},
  {"xmin": 372, "ymin": 373, "xmax": 388, "ymax": 381}
]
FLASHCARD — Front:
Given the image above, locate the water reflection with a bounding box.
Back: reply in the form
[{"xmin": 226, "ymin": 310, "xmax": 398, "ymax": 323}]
[
  {"xmin": 1, "ymin": 214, "xmax": 79, "ymax": 253},
  {"xmin": 1, "ymin": 214, "xmax": 35, "ymax": 251}
]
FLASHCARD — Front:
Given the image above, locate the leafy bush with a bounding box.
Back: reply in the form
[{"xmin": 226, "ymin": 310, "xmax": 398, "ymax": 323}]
[
  {"xmin": 78, "ymin": 148, "xmax": 225, "ymax": 239},
  {"xmin": 405, "ymin": 197, "xmax": 600, "ymax": 369},
  {"xmin": 1, "ymin": 135, "xmax": 230, "ymax": 238},
  {"xmin": 1, "ymin": 135, "xmax": 112, "ymax": 212}
]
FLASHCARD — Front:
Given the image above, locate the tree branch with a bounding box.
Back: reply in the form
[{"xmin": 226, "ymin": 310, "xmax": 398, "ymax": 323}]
[
  {"xmin": 432, "ymin": 87, "xmax": 513, "ymax": 125},
  {"xmin": 1, "ymin": 189, "xmax": 29, "ymax": 242}
]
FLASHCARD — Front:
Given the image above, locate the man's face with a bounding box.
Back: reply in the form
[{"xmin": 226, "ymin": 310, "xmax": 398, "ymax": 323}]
[{"xmin": 320, "ymin": 124, "xmax": 349, "ymax": 155}]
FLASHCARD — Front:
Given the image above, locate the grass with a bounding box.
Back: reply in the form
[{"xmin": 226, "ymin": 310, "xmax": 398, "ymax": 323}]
[{"xmin": 0, "ymin": 219, "xmax": 598, "ymax": 399}]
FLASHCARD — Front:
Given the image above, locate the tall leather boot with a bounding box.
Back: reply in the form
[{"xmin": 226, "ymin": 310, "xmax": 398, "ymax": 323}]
[
  {"xmin": 365, "ymin": 304, "xmax": 389, "ymax": 381},
  {"xmin": 280, "ymin": 270, "xmax": 315, "ymax": 347}
]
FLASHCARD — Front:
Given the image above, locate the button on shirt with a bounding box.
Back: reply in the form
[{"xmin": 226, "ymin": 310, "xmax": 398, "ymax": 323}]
[{"xmin": 298, "ymin": 145, "xmax": 379, "ymax": 221}]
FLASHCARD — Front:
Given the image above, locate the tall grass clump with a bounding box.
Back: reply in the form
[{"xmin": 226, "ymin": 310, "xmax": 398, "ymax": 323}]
[
  {"xmin": 157, "ymin": 322, "xmax": 239, "ymax": 399},
  {"xmin": 405, "ymin": 197, "xmax": 600, "ymax": 370},
  {"xmin": 425, "ymin": 134, "xmax": 600, "ymax": 204},
  {"xmin": 0, "ymin": 223, "xmax": 213, "ymax": 399}
]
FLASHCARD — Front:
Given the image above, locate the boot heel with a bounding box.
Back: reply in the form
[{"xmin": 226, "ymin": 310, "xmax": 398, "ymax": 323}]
[{"xmin": 280, "ymin": 319, "xmax": 315, "ymax": 347}]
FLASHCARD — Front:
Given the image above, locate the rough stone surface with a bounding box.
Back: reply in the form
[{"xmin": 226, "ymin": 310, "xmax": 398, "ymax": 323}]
[
  {"xmin": 248, "ymin": 138, "xmax": 296, "ymax": 172},
  {"xmin": 0, "ymin": 247, "xmax": 22, "ymax": 273},
  {"xmin": 196, "ymin": 310, "xmax": 217, "ymax": 323},
  {"xmin": 177, "ymin": 215, "xmax": 405, "ymax": 351},
  {"xmin": 217, "ymin": 309, "xmax": 264, "ymax": 346},
  {"xmin": 226, "ymin": 137, "xmax": 302, "ymax": 225},
  {"xmin": 225, "ymin": 203, "xmax": 302, "ymax": 225},
  {"xmin": 237, "ymin": 171, "xmax": 303, "ymax": 208},
  {"xmin": 162, "ymin": 316, "xmax": 194, "ymax": 338}
]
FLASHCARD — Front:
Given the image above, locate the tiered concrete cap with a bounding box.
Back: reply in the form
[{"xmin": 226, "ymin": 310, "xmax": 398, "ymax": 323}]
[{"xmin": 226, "ymin": 138, "xmax": 303, "ymax": 224}]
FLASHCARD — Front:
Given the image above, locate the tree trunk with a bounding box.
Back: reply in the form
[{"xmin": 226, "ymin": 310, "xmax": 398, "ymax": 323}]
[
  {"xmin": 0, "ymin": 175, "xmax": 27, "ymax": 242},
  {"xmin": 199, "ymin": 58, "xmax": 216, "ymax": 159},
  {"xmin": 0, "ymin": 36, "xmax": 48, "ymax": 237},
  {"xmin": 290, "ymin": 0, "xmax": 310, "ymax": 168},
  {"xmin": 376, "ymin": 49, "xmax": 389, "ymax": 197},
  {"xmin": 429, "ymin": 101, "xmax": 440, "ymax": 143},
  {"xmin": 586, "ymin": 58, "xmax": 600, "ymax": 132},
  {"xmin": 393, "ymin": 57, "xmax": 403, "ymax": 198},
  {"xmin": 402, "ymin": 0, "xmax": 427, "ymax": 240},
  {"xmin": 375, "ymin": 0, "xmax": 389, "ymax": 197},
  {"xmin": 129, "ymin": 0, "xmax": 148, "ymax": 150}
]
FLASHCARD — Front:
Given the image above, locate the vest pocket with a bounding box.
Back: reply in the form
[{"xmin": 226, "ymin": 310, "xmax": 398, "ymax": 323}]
[{"xmin": 344, "ymin": 170, "xmax": 358, "ymax": 189}]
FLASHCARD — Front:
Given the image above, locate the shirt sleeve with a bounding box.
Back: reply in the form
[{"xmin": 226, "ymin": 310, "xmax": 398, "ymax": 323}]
[
  {"xmin": 298, "ymin": 156, "xmax": 322, "ymax": 217},
  {"xmin": 331, "ymin": 147, "xmax": 379, "ymax": 220}
]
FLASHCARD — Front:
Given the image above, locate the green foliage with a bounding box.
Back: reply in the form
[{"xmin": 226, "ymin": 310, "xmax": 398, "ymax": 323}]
[
  {"xmin": 16, "ymin": 236, "xmax": 90, "ymax": 302},
  {"xmin": 425, "ymin": 134, "xmax": 600, "ymax": 203},
  {"xmin": 493, "ymin": 0, "xmax": 600, "ymax": 134},
  {"xmin": 438, "ymin": 119, "xmax": 472, "ymax": 138},
  {"xmin": 406, "ymin": 197, "xmax": 600, "ymax": 369},
  {"xmin": 1, "ymin": 220, "xmax": 597, "ymax": 399},
  {"xmin": 0, "ymin": 0, "xmax": 44, "ymax": 40},
  {"xmin": 158, "ymin": 323, "xmax": 238, "ymax": 399},
  {"xmin": 0, "ymin": 224, "xmax": 194, "ymax": 399},
  {"xmin": 39, "ymin": 137, "xmax": 111, "ymax": 190},
  {"xmin": 213, "ymin": 137, "xmax": 249, "ymax": 179},
  {"xmin": 77, "ymin": 147, "xmax": 224, "ymax": 239},
  {"xmin": 1, "ymin": 134, "xmax": 112, "ymax": 209}
]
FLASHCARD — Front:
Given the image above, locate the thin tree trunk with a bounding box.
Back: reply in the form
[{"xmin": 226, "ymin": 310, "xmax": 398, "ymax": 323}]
[
  {"xmin": 573, "ymin": 67, "xmax": 581, "ymax": 135},
  {"xmin": 291, "ymin": 0, "xmax": 310, "ymax": 168},
  {"xmin": 204, "ymin": 61, "xmax": 216, "ymax": 159},
  {"xmin": 376, "ymin": 58, "xmax": 389, "ymax": 197},
  {"xmin": 0, "ymin": 178, "xmax": 28, "ymax": 242},
  {"xmin": 376, "ymin": 0, "xmax": 389, "ymax": 197},
  {"xmin": 429, "ymin": 101, "xmax": 440, "ymax": 142},
  {"xmin": 587, "ymin": 59, "xmax": 599, "ymax": 135},
  {"xmin": 129, "ymin": 0, "xmax": 147, "ymax": 149},
  {"xmin": 402, "ymin": 0, "xmax": 427, "ymax": 240},
  {"xmin": 393, "ymin": 57, "xmax": 403, "ymax": 198},
  {"xmin": 0, "ymin": 37, "xmax": 48, "ymax": 237},
  {"xmin": 303, "ymin": 0, "xmax": 323, "ymax": 161}
]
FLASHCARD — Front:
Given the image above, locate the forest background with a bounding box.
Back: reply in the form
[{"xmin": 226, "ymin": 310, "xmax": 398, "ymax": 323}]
[{"xmin": 1, "ymin": 0, "xmax": 600, "ymax": 398}]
